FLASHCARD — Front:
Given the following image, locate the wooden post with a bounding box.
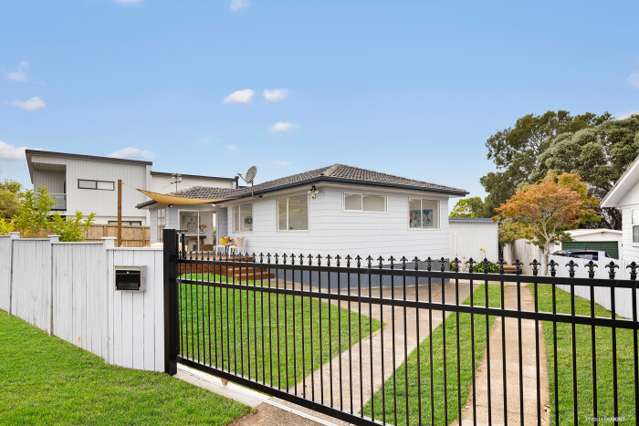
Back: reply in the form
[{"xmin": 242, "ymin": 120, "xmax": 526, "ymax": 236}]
[{"xmin": 117, "ymin": 179, "xmax": 122, "ymax": 247}]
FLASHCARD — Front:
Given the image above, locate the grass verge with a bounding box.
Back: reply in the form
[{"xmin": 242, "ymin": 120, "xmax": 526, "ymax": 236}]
[
  {"xmin": 539, "ymin": 284, "xmax": 637, "ymax": 425},
  {"xmin": 0, "ymin": 310, "xmax": 250, "ymax": 425},
  {"xmin": 363, "ymin": 283, "xmax": 502, "ymax": 425}
]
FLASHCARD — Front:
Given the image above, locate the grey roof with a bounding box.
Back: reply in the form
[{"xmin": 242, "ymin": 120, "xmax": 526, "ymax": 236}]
[
  {"xmin": 173, "ymin": 186, "xmax": 239, "ymax": 199},
  {"xmin": 137, "ymin": 163, "xmax": 468, "ymax": 208},
  {"xmin": 224, "ymin": 163, "xmax": 467, "ymax": 201},
  {"xmin": 448, "ymin": 217, "xmax": 495, "ymax": 224}
]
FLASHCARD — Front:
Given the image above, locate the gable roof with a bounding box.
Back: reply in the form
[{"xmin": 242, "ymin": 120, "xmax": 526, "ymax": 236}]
[
  {"xmin": 601, "ymin": 154, "xmax": 639, "ymax": 208},
  {"xmin": 223, "ymin": 163, "xmax": 468, "ymax": 201},
  {"xmin": 137, "ymin": 163, "xmax": 468, "ymax": 208}
]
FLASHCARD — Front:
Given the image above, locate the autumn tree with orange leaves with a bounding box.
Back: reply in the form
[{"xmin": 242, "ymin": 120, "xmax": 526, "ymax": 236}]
[{"xmin": 496, "ymin": 171, "xmax": 599, "ymax": 273}]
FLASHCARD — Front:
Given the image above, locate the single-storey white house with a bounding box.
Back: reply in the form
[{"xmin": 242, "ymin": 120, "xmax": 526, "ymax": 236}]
[
  {"xmin": 138, "ymin": 164, "xmax": 468, "ymax": 260},
  {"xmin": 602, "ymin": 155, "xmax": 639, "ymax": 266}
]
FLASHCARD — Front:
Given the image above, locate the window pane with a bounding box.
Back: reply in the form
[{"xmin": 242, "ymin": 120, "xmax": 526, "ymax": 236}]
[
  {"xmin": 180, "ymin": 211, "xmax": 198, "ymax": 234},
  {"xmin": 421, "ymin": 199, "xmax": 438, "ymax": 228},
  {"xmin": 78, "ymin": 179, "xmax": 96, "ymax": 189},
  {"xmin": 344, "ymin": 193, "xmax": 362, "ymax": 210},
  {"xmin": 97, "ymin": 181, "xmax": 114, "ymax": 190},
  {"xmin": 634, "ymin": 226, "xmax": 639, "ymax": 243},
  {"xmin": 239, "ymin": 204, "xmax": 253, "ymax": 231},
  {"xmin": 288, "ymin": 195, "xmax": 308, "ymax": 230},
  {"xmin": 277, "ymin": 199, "xmax": 287, "ymax": 230},
  {"xmin": 363, "ymin": 195, "xmax": 385, "ymax": 212},
  {"xmin": 409, "ymin": 199, "xmax": 422, "ymax": 228}
]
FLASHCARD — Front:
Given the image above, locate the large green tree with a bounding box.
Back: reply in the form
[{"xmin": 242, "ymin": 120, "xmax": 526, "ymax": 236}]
[
  {"xmin": 449, "ymin": 196, "xmax": 489, "ymax": 218},
  {"xmin": 533, "ymin": 114, "xmax": 639, "ymax": 229},
  {"xmin": 0, "ymin": 180, "xmax": 21, "ymax": 219},
  {"xmin": 481, "ymin": 110, "xmax": 611, "ymax": 215}
]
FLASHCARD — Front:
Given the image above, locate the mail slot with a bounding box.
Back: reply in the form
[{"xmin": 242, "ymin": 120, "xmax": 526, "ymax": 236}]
[{"xmin": 115, "ymin": 266, "xmax": 145, "ymax": 291}]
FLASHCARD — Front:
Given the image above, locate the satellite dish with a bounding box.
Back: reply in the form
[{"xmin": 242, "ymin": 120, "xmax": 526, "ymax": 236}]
[
  {"xmin": 244, "ymin": 166, "xmax": 257, "ymax": 184},
  {"xmin": 237, "ymin": 166, "xmax": 258, "ymax": 196}
]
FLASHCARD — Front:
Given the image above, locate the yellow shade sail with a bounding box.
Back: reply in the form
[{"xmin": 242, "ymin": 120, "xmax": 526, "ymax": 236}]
[{"xmin": 137, "ymin": 189, "xmax": 219, "ymax": 206}]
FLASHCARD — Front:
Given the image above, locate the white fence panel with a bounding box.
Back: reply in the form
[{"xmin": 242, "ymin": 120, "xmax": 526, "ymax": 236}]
[
  {"xmin": 52, "ymin": 243, "xmax": 108, "ymax": 358},
  {"xmin": 107, "ymin": 248, "xmax": 164, "ymax": 372},
  {"xmin": 0, "ymin": 235, "xmax": 15, "ymax": 312},
  {"xmin": 11, "ymin": 239, "xmax": 53, "ymax": 333},
  {"xmin": 551, "ymin": 253, "xmax": 637, "ymax": 319}
]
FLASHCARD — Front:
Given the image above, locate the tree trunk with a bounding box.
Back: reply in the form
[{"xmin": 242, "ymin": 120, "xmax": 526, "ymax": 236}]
[{"xmin": 543, "ymin": 244, "xmax": 550, "ymax": 276}]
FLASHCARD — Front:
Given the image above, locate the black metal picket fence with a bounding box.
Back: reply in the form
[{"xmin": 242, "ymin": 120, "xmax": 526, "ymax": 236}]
[{"xmin": 162, "ymin": 230, "xmax": 639, "ymax": 425}]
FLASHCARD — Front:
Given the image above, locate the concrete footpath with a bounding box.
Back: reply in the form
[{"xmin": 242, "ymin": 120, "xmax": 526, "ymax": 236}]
[
  {"xmin": 291, "ymin": 281, "xmax": 471, "ymax": 416},
  {"xmin": 455, "ymin": 283, "xmax": 550, "ymax": 426}
]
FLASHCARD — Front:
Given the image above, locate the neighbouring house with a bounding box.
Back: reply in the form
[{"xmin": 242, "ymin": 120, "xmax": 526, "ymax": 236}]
[
  {"xmin": 602, "ymin": 154, "xmax": 639, "ymax": 266},
  {"xmin": 137, "ymin": 164, "xmax": 468, "ymax": 261},
  {"xmin": 25, "ymin": 149, "xmax": 237, "ymax": 225},
  {"xmin": 448, "ymin": 218, "xmax": 499, "ymax": 261}
]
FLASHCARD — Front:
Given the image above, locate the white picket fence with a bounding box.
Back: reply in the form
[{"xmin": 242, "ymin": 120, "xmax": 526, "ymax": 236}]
[{"xmin": 0, "ymin": 233, "xmax": 165, "ymax": 372}]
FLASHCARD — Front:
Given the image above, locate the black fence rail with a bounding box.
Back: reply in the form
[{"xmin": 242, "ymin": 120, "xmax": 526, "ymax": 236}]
[{"xmin": 163, "ymin": 230, "xmax": 639, "ymax": 425}]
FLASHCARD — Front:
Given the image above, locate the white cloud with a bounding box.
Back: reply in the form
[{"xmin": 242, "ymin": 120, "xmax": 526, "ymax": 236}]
[
  {"xmin": 6, "ymin": 61, "xmax": 29, "ymax": 82},
  {"xmin": 270, "ymin": 121, "xmax": 297, "ymax": 133},
  {"xmin": 263, "ymin": 89, "xmax": 288, "ymax": 103},
  {"xmin": 225, "ymin": 144, "xmax": 239, "ymax": 151},
  {"xmin": 230, "ymin": 0, "xmax": 249, "ymax": 12},
  {"xmin": 10, "ymin": 96, "xmax": 46, "ymax": 111},
  {"xmin": 629, "ymin": 72, "xmax": 639, "ymax": 89},
  {"xmin": 223, "ymin": 89, "xmax": 254, "ymax": 104},
  {"xmin": 0, "ymin": 140, "xmax": 27, "ymax": 161},
  {"xmin": 115, "ymin": 0, "xmax": 144, "ymax": 5},
  {"xmin": 273, "ymin": 160, "xmax": 291, "ymax": 167},
  {"xmin": 109, "ymin": 147, "xmax": 153, "ymax": 160},
  {"xmin": 617, "ymin": 111, "xmax": 639, "ymax": 120}
]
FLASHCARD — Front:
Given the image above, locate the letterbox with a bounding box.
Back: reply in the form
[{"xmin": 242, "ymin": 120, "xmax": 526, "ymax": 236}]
[{"xmin": 114, "ymin": 266, "xmax": 145, "ymax": 291}]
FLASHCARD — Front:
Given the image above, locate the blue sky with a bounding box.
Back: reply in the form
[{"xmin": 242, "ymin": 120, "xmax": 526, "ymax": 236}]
[{"xmin": 1, "ymin": 1, "xmax": 638, "ymax": 196}]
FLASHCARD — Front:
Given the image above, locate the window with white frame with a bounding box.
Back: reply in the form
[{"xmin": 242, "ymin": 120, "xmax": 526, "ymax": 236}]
[
  {"xmin": 633, "ymin": 210, "xmax": 639, "ymax": 244},
  {"xmin": 77, "ymin": 179, "xmax": 115, "ymax": 191},
  {"xmin": 157, "ymin": 208, "xmax": 166, "ymax": 242},
  {"xmin": 344, "ymin": 192, "xmax": 386, "ymax": 212},
  {"xmin": 233, "ymin": 203, "xmax": 253, "ymax": 232},
  {"xmin": 409, "ymin": 198, "xmax": 439, "ymax": 229},
  {"xmin": 277, "ymin": 194, "xmax": 308, "ymax": 231}
]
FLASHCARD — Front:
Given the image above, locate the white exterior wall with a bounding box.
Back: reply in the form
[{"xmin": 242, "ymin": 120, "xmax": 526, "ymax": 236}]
[
  {"xmin": 0, "ymin": 235, "xmax": 165, "ymax": 372},
  {"xmin": 613, "ymin": 180, "xmax": 639, "ymax": 268},
  {"xmin": 149, "ymin": 174, "xmax": 235, "ymax": 194},
  {"xmin": 449, "ymin": 221, "xmax": 499, "ymax": 261},
  {"xmin": 225, "ymin": 185, "xmax": 450, "ymax": 260},
  {"xmin": 30, "ymin": 153, "xmax": 150, "ymax": 224}
]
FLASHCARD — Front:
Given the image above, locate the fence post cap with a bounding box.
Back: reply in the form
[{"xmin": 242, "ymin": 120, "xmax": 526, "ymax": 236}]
[
  {"xmin": 48, "ymin": 234, "xmax": 60, "ymax": 242},
  {"xmin": 102, "ymin": 236, "xmax": 116, "ymax": 249}
]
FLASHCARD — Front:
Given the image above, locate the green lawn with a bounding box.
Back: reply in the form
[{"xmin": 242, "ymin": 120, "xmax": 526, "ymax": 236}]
[
  {"xmin": 363, "ymin": 283, "xmax": 502, "ymax": 425},
  {"xmin": 0, "ymin": 310, "xmax": 250, "ymax": 425},
  {"xmin": 539, "ymin": 284, "xmax": 637, "ymax": 425},
  {"xmin": 179, "ymin": 274, "xmax": 380, "ymax": 391}
]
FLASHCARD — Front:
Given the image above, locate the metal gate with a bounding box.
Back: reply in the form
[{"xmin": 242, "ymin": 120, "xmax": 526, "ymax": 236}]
[{"xmin": 163, "ymin": 229, "xmax": 639, "ymax": 425}]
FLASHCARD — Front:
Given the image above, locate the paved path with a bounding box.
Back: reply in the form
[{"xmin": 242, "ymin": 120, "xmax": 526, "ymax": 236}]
[
  {"xmin": 289, "ymin": 281, "xmax": 471, "ymax": 417},
  {"xmin": 455, "ymin": 283, "xmax": 550, "ymax": 426}
]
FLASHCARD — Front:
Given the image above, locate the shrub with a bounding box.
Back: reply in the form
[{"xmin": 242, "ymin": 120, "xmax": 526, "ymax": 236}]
[
  {"xmin": 48, "ymin": 212, "xmax": 95, "ymax": 242},
  {"xmin": 0, "ymin": 217, "xmax": 14, "ymax": 235},
  {"xmin": 472, "ymin": 260, "xmax": 500, "ymax": 273}
]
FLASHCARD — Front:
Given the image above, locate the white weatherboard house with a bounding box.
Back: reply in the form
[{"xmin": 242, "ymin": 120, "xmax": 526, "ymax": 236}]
[
  {"xmin": 25, "ymin": 149, "xmax": 237, "ymax": 225},
  {"xmin": 138, "ymin": 164, "xmax": 468, "ymax": 260},
  {"xmin": 602, "ymin": 155, "xmax": 639, "ymax": 267}
]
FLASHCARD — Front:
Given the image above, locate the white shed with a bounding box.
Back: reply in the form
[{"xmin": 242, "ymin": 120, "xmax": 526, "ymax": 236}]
[{"xmin": 448, "ymin": 218, "xmax": 499, "ymax": 261}]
